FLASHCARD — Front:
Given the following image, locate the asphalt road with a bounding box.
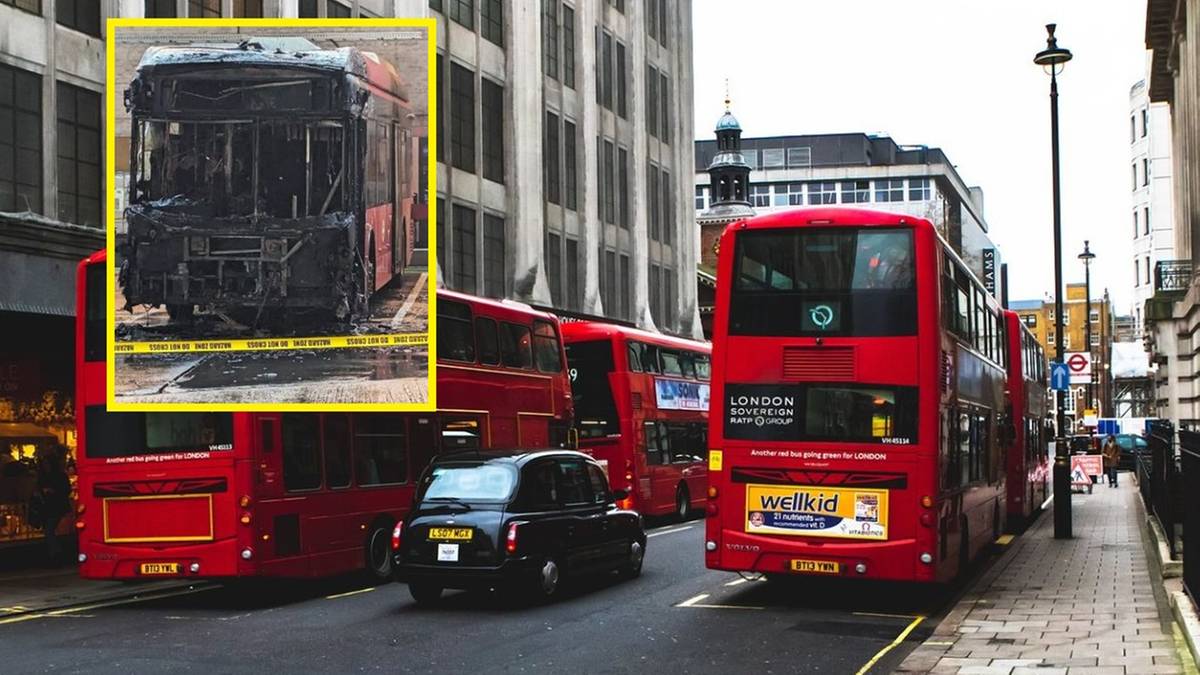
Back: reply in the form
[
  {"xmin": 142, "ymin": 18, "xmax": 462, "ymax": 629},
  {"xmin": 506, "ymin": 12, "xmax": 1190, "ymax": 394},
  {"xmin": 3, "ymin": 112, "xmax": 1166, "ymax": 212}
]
[{"xmin": 0, "ymin": 518, "xmax": 989, "ymax": 675}]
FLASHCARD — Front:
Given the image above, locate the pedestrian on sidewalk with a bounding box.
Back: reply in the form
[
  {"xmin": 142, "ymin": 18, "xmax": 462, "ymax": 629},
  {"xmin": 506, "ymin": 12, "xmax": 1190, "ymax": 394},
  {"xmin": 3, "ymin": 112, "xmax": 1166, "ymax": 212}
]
[
  {"xmin": 33, "ymin": 446, "xmax": 71, "ymax": 565},
  {"xmin": 1102, "ymin": 434, "xmax": 1120, "ymax": 487}
]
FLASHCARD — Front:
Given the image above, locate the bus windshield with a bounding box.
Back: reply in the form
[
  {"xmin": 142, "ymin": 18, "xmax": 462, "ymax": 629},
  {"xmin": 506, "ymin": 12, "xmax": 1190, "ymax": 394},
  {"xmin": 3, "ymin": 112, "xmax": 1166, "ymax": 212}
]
[
  {"xmin": 83, "ymin": 408, "xmax": 235, "ymax": 459},
  {"xmin": 729, "ymin": 227, "xmax": 916, "ymax": 337},
  {"xmin": 564, "ymin": 340, "xmax": 620, "ymax": 438}
]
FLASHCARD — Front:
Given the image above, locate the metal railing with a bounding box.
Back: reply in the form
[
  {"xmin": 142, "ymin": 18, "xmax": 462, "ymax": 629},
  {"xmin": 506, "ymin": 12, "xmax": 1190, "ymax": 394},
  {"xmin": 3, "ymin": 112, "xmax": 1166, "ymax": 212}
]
[
  {"xmin": 1140, "ymin": 420, "xmax": 1179, "ymax": 559},
  {"xmin": 1180, "ymin": 430, "xmax": 1200, "ymax": 608},
  {"xmin": 1155, "ymin": 260, "xmax": 1192, "ymax": 294}
]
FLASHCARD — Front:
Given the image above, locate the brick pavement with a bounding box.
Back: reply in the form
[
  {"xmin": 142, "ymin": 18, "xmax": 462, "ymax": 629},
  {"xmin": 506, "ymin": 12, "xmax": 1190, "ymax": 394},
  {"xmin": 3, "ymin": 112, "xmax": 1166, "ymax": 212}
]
[{"xmin": 897, "ymin": 479, "xmax": 1187, "ymax": 675}]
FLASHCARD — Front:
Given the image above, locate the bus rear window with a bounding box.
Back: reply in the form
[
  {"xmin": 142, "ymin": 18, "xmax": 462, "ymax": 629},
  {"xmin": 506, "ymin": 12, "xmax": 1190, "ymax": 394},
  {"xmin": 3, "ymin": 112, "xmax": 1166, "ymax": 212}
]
[
  {"xmin": 564, "ymin": 340, "xmax": 619, "ymax": 438},
  {"xmin": 85, "ymin": 262, "xmax": 105, "ymax": 362},
  {"xmin": 723, "ymin": 383, "xmax": 917, "ymax": 444},
  {"xmin": 84, "ymin": 407, "xmax": 234, "ymax": 459},
  {"xmin": 729, "ymin": 228, "xmax": 916, "ymax": 336}
]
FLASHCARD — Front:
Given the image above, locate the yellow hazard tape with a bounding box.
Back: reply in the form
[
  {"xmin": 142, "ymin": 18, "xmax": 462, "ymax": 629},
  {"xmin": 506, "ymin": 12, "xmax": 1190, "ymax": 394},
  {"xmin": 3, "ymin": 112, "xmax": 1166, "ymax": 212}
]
[{"xmin": 113, "ymin": 332, "xmax": 428, "ymax": 355}]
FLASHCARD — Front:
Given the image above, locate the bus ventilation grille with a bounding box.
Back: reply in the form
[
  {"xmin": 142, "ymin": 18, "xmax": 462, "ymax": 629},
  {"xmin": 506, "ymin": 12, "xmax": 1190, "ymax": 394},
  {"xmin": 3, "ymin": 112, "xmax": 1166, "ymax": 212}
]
[
  {"xmin": 631, "ymin": 393, "xmax": 643, "ymax": 410},
  {"xmin": 782, "ymin": 346, "xmax": 855, "ymax": 381}
]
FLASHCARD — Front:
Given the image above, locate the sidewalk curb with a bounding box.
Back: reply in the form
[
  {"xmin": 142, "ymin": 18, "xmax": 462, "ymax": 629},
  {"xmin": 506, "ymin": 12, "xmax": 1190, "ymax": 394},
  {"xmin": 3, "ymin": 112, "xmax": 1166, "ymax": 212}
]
[
  {"xmin": 1170, "ymin": 589, "xmax": 1200, "ymax": 671},
  {"xmin": 1148, "ymin": 514, "xmax": 1184, "ymax": 578},
  {"xmin": 0, "ymin": 580, "xmax": 208, "ymax": 621},
  {"xmin": 893, "ymin": 515, "xmax": 1033, "ymax": 672}
]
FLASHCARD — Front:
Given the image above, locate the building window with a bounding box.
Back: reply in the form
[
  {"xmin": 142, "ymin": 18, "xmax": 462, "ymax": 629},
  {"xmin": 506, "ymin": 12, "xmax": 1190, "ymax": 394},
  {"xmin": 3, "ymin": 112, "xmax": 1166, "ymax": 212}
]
[
  {"xmin": 1023, "ymin": 314, "xmax": 1037, "ymax": 327},
  {"xmin": 695, "ymin": 186, "xmax": 707, "ymax": 210},
  {"xmin": 750, "ymin": 184, "xmax": 770, "ymax": 208},
  {"xmin": 761, "ymin": 149, "xmax": 784, "ymax": 169},
  {"xmin": 542, "ymin": 0, "xmax": 558, "ymax": 79},
  {"xmin": 566, "ymin": 238, "xmax": 579, "ymax": 309},
  {"xmin": 562, "ymin": 5, "xmax": 575, "ymax": 88},
  {"xmin": 659, "ymin": 73, "xmax": 670, "ymax": 145},
  {"xmin": 807, "ymin": 181, "xmax": 836, "ymax": 205},
  {"xmin": 481, "ymin": 0, "xmax": 503, "ymax": 46},
  {"xmin": 663, "ymin": 267, "xmax": 675, "ymax": 330},
  {"xmin": 436, "ymin": 198, "xmax": 445, "ymax": 271},
  {"xmin": 448, "ymin": 0, "xmax": 474, "ymax": 29},
  {"xmin": 1143, "ymin": 158, "xmax": 1149, "ymax": 186},
  {"xmin": 56, "ymin": 82, "xmax": 102, "ymax": 228},
  {"xmin": 1141, "ymin": 108, "xmax": 1148, "ymax": 138},
  {"xmin": 787, "ymin": 182, "xmax": 805, "ymax": 206},
  {"xmin": 604, "ymin": 250, "xmax": 616, "ymax": 316},
  {"xmin": 233, "ymin": 0, "xmax": 264, "ymax": 16},
  {"xmin": 547, "ymin": 232, "xmax": 562, "ymax": 306},
  {"xmin": 1089, "ymin": 309, "xmax": 1099, "ymax": 324},
  {"xmin": 1090, "ymin": 334, "xmax": 1100, "ymax": 347},
  {"xmin": 564, "ymin": 120, "xmax": 578, "ymax": 211},
  {"xmin": 786, "ymin": 147, "xmax": 811, "ymax": 168},
  {"xmin": 645, "ymin": 0, "xmax": 657, "ymax": 44},
  {"xmin": 657, "ymin": 0, "xmax": 668, "ymax": 46},
  {"xmin": 145, "ymin": 0, "xmax": 176, "ymax": 16},
  {"xmin": 483, "ymin": 213, "xmax": 505, "ymax": 298},
  {"xmin": 619, "ymin": 148, "xmax": 629, "ymax": 228},
  {"xmin": 646, "ymin": 65, "xmax": 658, "ymax": 138},
  {"xmin": 430, "ymin": 0, "xmax": 443, "ymax": 11},
  {"xmin": 874, "ymin": 179, "xmax": 904, "ymax": 202},
  {"xmin": 648, "ymin": 164, "xmax": 660, "ymax": 241},
  {"xmin": 325, "ymin": 0, "xmax": 351, "ymax": 17},
  {"xmin": 435, "ymin": 54, "xmax": 444, "ymax": 162},
  {"xmin": 1133, "ymin": 210, "xmax": 1139, "ymax": 239},
  {"xmin": 57, "ymin": 1, "xmax": 101, "ymax": 36},
  {"xmin": 0, "ymin": 65, "xmax": 43, "ymax": 215},
  {"xmin": 743, "ymin": 149, "xmax": 757, "ymax": 170},
  {"xmin": 1130, "ymin": 114, "xmax": 1136, "ymax": 143},
  {"xmin": 188, "ymin": 0, "xmax": 221, "ymax": 16},
  {"xmin": 1134, "ymin": 259, "xmax": 1140, "ymax": 287},
  {"xmin": 1144, "ymin": 207, "xmax": 1150, "ymax": 235},
  {"xmin": 648, "ymin": 263, "xmax": 661, "ymax": 324},
  {"xmin": 1145, "ymin": 256, "xmax": 1151, "ymax": 285},
  {"xmin": 452, "ymin": 204, "xmax": 477, "ymax": 293},
  {"xmin": 772, "ymin": 184, "xmax": 788, "ymax": 207},
  {"xmin": 544, "ymin": 111, "xmax": 560, "ymax": 204},
  {"xmin": 602, "ymin": 32, "xmax": 614, "ymax": 110},
  {"xmin": 661, "ymin": 168, "xmax": 672, "ymax": 246},
  {"xmin": 615, "ymin": 42, "xmax": 628, "ymax": 118},
  {"xmin": 450, "ymin": 63, "xmax": 475, "ymax": 174},
  {"xmin": 908, "ymin": 177, "xmax": 930, "ymax": 201},
  {"xmin": 620, "ymin": 254, "xmax": 631, "ymax": 319},
  {"xmin": 1132, "ymin": 163, "xmax": 1137, "ymax": 191},
  {"xmin": 840, "ymin": 180, "xmax": 869, "ymax": 203},
  {"xmin": 481, "ymin": 78, "xmax": 504, "ymax": 184},
  {"xmin": 603, "ymin": 140, "xmax": 615, "ymax": 224}
]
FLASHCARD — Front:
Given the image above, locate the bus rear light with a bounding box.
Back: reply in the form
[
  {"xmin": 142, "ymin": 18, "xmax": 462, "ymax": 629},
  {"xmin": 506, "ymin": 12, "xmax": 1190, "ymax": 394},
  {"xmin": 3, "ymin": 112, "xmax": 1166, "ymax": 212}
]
[
  {"xmin": 505, "ymin": 522, "xmax": 519, "ymax": 556},
  {"xmin": 74, "ymin": 520, "xmax": 85, "ymax": 530},
  {"xmin": 919, "ymin": 512, "xmax": 934, "ymax": 527},
  {"xmin": 76, "ymin": 502, "xmax": 86, "ymax": 515},
  {"xmin": 705, "ymin": 502, "xmax": 719, "ymax": 517},
  {"xmin": 391, "ymin": 522, "xmax": 403, "ymax": 551},
  {"xmin": 239, "ymin": 495, "xmax": 252, "ymax": 508},
  {"xmin": 919, "ymin": 552, "xmax": 933, "ymax": 564},
  {"xmin": 239, "ymin": 512, "xmax": 252, "ymax": 525},
  {"xmin": 78, "ymin": 553, "xmax": 87, "ymax": 563},
  {"xmin": 920, "ymin": 495, "xmax": 934, "ymax": 508},
  {"xmin": 707, "ymin": 486, "xmax": 718, "ymax": 499},
  {"xmin": 261, "ymin": 533, "xmax": 271, "ymax": 542},
  {"xmin": 625, "ymin": 472, "xmax": 634, "ymax": 482}
]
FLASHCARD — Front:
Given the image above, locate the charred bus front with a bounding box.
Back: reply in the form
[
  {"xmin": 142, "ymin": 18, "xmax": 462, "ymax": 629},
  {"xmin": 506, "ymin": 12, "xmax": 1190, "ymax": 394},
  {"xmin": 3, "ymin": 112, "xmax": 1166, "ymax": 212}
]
[{"xmin": 121, "ymin": 38, "xmax": 416, "ymax": 322}]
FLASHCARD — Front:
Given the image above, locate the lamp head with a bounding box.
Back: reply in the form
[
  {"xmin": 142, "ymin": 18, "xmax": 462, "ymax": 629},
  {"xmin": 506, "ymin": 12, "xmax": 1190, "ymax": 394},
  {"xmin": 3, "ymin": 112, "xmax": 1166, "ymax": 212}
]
[
  {"xmin": 1078, "ymin": 239, "xmax": 1095, "ymax": 262},
  {"xmin": 1034, "ymin": 23, "xmax": 1073, "ymax": 75}
]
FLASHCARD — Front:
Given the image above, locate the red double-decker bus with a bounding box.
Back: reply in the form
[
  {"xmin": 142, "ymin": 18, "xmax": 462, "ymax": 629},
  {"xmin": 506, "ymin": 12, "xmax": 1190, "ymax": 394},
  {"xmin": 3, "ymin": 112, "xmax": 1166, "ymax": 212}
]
[
  {"xmin": 1003, "ymin": 310, "xmax": 1049, "ymax": 526},
  {"xmin": 76, "ymin": 251, "xmax": 571, "ymax": 581},
  {"xmin": 561, "ymin": 322, "xmax": 710, "ymax": 520},
  {"xmin": 705, "ymin": 207, "xmax": 1008, "ymax": 583}
]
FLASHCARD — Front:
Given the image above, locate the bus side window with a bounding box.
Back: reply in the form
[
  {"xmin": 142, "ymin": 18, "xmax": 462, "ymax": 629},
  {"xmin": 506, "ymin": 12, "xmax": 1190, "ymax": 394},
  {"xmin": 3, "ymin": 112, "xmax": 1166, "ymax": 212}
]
[
  {"xmin": 695, "ymin": 355, "xmax": 711, "ymax": 381},
  {"xmin": 438, "ymin": 299, "xmax": 476, "ymax": 362},
  {"xmin": 627, "ymin": 342, "xmax": 643, "ymax": 372},
  {"xmin": 661, "ymin": 350, "xmax": 683, "ymax": 376},
  {"xmin": 354, "ymin": 415, "xmax": 408, "ymax": 486},
  {"xmin": 323, "ymin": 413, "xmax": 352, "ymax": 489},
  {"xmin": 532, "ymin": 320, "xmax": 563, "ymax": 373},
  {"xmin": 642, "ymin": 344, "xmax": 661, "ymax": 373},
  {"xmin": 643, "ymin": 422, "xmax": 665, "ymax": 466},
  {"xmin": 500, "ymin": 322, "xmax": 533, "ymax": 370},
  {"xmin": 958, "ymin": 411, "xmax": 971, "ymax": 487},
  {"xmin": 281, "ymin": 414, "xmax": 321, "ymax": 492},
  {"xmin": 476, "ymin": 317, "xmax": 500, "ymax": 366},
  {"xmin": 679, "ymin": 353, "xmax": 696, "ymax": 379}
]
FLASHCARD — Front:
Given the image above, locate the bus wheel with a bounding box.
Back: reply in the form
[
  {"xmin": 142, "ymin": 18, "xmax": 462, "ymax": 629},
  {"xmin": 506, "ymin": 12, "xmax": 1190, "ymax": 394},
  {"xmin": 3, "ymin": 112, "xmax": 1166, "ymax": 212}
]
[
  {"xmin": 166, "ymin": 304, "xmax": 193, "ymax": 323},
  {"xmin": 408, "ymin": 581, "xmax": 442, "ymax": 606},
  {"xmin": 676, "ymin": 486, "xmax": 691, "ymax": 521},
  {"xmin": 365, "ymin": 522, "xmax": 393, "ymax": 582}
]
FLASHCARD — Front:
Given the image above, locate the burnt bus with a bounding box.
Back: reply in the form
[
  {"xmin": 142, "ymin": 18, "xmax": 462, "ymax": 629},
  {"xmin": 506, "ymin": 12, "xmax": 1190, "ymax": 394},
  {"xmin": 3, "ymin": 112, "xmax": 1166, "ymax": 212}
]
[{"xmin": 121, "ymin": 37, "xmax": 419, "ymax": 322}]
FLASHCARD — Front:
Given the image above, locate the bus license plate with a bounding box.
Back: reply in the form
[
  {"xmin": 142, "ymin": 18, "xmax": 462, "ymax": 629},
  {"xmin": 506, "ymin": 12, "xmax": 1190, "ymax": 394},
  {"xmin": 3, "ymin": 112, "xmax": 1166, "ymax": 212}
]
[
  {"xmin": 139, "ymin": 563, "xmax": 180, "ymax": 575},
  {"xmin": 428, "ymin": 528, "xmax": 473, "ymax": 541},
  {"xmin": 789, "ymin": 559, "xmax": 840, "ymax": 575}
]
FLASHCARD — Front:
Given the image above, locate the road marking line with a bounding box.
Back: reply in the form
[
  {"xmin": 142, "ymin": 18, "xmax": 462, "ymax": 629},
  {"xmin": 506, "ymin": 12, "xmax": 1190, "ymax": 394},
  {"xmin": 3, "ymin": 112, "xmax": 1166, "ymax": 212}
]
[
  {"xmin": 675, "ymin": 593, "xmax": 765, "ymax": 610},
  {"xmin": 994, "ymin": 534, "xmax": 1014, "ymax": 545},
  {"xmin": 854, "ymin": 614, "xmax": 925, "ymax": 675},
  {"xmin": 391, "ymin": 272, "xmax": 427, "ymax": 329},
  {"xmin": 924, "ymin": 641, "xmax": 955, "ymax": 646},
  {"xmin": 724, "ymin": 578, "xmax": 748, "ymax": 587},
  {"xmin": 325, "ymin": 587, "xmax": 376, "ymax": 600},
  {"xmin": 647, "ymin": 525, "xmax": 694, "ymax": 538},
  {"xmin": 853, "ymin": 611, "xmax": 919, "ymax": 620},
  {"xmin": 1041, "ymin": 495, "xmax": 1054, "ymax": 510},
  {"xmin": 0, "ymin": 584, "xmax": 217, "ymax": 626},
  {"xmin": 676, "ymin": 593, "xmax": 709, "ymax": 607}
]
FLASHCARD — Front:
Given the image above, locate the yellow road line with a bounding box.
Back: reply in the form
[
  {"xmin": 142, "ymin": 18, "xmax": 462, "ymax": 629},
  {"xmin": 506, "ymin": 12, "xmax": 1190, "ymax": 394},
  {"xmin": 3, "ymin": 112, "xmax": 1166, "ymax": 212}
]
[
  {"xmin": 0, "ymin": 585, "xmax": 216, "ymax": 626},
  {"xmin": 114, "ymin": 332, "xmax": 428, "ymax": 355},
  {"xmin": 325, "ymin": 587, "xmax": 376, "ymax": 600},
  {"xmin": 855, "ymin": 614, "xmax": 926, "ymax": 675}
]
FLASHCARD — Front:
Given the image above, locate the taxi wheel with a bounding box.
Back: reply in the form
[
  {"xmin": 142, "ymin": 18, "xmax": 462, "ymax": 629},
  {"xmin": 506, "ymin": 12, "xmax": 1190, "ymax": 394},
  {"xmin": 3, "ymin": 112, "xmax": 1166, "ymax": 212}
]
[
  {"xmin": 408, "ymin": 581, "xmax": 442, "ymax": 606},
  {"xmin": 620, "ymin": 541, "xmax": 644, "ymax": 579},
  {"xmin": 365, "ymin": 524, "xmax": 393, "ymax": 582},
  {"xmin": 534, "ymin": 557, "xmax": 563, "ymax": 599}
]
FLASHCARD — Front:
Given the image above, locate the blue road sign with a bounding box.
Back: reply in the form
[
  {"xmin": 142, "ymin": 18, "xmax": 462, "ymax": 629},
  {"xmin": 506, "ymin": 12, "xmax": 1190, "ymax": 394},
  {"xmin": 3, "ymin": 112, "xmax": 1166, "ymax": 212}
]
[{"xmin": 1050, "ymin": 361, "xmax": 1069, "ymax": 391}]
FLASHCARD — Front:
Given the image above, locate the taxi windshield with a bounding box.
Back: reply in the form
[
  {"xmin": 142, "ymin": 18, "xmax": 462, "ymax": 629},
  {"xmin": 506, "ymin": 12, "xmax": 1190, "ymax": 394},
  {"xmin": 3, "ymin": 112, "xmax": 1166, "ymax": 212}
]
[{"xmin": 420, "ymin": 463, "xmax": 518, "ymax": 503}]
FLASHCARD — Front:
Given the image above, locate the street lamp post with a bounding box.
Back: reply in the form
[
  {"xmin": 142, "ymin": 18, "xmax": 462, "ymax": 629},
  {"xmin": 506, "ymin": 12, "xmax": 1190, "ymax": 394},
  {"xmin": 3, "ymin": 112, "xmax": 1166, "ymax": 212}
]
[
  {"xmin": 1035, "ymin": 23, "xmax": 1073, "ymax": 539},
  {"xmin": 1079, "ymin": 240, "xmax": 1095, "ymax": 412}
]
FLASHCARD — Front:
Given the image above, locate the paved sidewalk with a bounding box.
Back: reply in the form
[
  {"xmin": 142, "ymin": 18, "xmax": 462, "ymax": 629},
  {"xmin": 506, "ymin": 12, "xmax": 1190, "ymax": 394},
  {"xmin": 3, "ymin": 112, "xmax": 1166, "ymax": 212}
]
[
  {"xmin": 897, "ymin": 478, "xmax": 1188, "ymax": 675},
  {"xmin": 0, "ymin": 565, "xmax": 196, "ymax": 619}
]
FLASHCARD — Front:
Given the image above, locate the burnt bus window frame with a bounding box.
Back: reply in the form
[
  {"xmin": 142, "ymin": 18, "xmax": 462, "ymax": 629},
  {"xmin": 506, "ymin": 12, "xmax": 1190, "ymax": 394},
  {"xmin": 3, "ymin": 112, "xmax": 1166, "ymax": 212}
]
[
  {"xmin": 722, "ymin": 383, "xmax": 918, "ymax": 445},
  {"xmin": 83, "ymin": 407, "xmax": 235, "ymax": 459},
  {"xmin": 728, "ymin": 227, "xmax": 916, "ymax": 337},
  {"xmin": 564, "ymin": 340, "xmax": 620, "ymax": 438}
]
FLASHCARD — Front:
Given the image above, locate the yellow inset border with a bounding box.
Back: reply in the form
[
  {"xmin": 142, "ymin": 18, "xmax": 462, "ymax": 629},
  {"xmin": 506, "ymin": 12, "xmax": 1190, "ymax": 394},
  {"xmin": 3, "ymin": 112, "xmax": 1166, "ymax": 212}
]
[
  {"xmin": 102, "ymin": 493, "xmax": 215, "ymax": 543},
  {"xmin": 104, "ymin": 17, "xmax": 438, "ymax": 412}
]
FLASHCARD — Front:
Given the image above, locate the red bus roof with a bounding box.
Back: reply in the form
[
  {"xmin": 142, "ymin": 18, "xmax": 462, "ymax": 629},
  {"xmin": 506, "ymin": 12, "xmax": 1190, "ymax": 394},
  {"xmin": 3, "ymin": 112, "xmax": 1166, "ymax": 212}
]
[
  {"xmin": 560, "ymin": 321, "xmax": 710, "ymax": 354},
  {"xmin": 724, "ymin": 206, "xmax": 934, "ymax": 233}
]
